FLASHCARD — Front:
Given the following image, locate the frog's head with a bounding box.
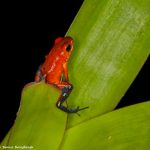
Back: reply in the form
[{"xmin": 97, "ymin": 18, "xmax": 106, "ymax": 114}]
[
  {"xmin": 63, "ymin": 36, "xmax": 74, "ymax": 59},
  {"xmin": 55, "ymin": 36, "xmax": 74, "ymax": 61}
]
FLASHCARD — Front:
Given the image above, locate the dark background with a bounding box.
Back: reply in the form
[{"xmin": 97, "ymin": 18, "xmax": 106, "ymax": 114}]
[{"xmin": 0, "ymin": 0, "xmax": 149, "ymax": 142}]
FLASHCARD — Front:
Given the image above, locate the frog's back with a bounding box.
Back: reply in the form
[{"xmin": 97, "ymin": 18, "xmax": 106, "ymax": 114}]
[
  {"xmin": 40, "ymin": 36, "xmax": 73, "ymax": 80},
  {"xmin": 41, "ymin": 48, "xmax": 58, "ymax": 73}
]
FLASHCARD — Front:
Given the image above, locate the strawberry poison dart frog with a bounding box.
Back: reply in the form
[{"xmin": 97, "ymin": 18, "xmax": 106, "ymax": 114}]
[{"xmin": 35, "ymin": 36, "xmax": 88, "ymax": 114}]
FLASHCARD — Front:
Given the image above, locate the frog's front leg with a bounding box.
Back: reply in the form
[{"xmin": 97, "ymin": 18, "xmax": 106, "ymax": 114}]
[{"xmin": 56, "ymin": 82, "xmax": 88, "ymax": 114}]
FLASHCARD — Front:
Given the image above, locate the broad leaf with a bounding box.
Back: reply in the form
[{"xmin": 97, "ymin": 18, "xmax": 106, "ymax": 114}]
[
  {"xmin": 1, "ymin": 83, "xmax": 67, "ymax": 150},
  {"xmin": 61, "ymin": 102, "xmax": 150, "ymax": 150},
  {"xmin": 66, "ymin": 0, "xmax": 150, "ymax": 128}
]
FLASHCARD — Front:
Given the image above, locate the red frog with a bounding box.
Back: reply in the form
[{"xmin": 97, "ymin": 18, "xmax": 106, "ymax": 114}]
[{"xmin": 35, "ymin": 36, "xmax": 88, "ymax": 114}]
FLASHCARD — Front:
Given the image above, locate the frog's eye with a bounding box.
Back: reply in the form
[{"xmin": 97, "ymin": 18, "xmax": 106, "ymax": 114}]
[{"xmin": 66, "ymin": 44, "xmax": 72, "ymax": 52}]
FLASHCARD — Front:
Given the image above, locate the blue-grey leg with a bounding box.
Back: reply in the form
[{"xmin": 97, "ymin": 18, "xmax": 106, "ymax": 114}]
[
  {"xmin": 56, "ymin": 84, "xmax": 89, "ymax": 114},
  {"xmin": 35, "ymin": 65, "xmax": 45, "ymax": 82}
]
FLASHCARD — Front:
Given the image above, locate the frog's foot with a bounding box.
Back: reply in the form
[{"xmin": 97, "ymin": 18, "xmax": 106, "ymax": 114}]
[
  {"xmin": 68, "ymin": 106, "xmax": 89, "ymax": 116},
  {"xmin": 56, "ymin": 102, "xmax": 89, "ymax": 115}
]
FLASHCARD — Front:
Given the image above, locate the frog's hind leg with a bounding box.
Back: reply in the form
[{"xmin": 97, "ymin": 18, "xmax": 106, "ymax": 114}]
[
  {"xmin": 56, "ymin": 82, "xmax": 89, "ymax": 114},
  {"xmin": 35, "ymin": 65, "xmax": 45, "ymax": 82}
]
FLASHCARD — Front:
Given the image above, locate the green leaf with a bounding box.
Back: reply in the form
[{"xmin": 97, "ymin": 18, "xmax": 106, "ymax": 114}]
[
  {"xmin": 66, "ymin": 0, "xmax": 150, "ymax": 128},
  {"xmin": 0, "ymin": 129, "xmax": 11, "ymax": 146},
  {"xmin": 61, "ymin": 102, "xmax": 150, "ymax": 150},
  {"xmin": 1, "ymin": 84, "xmax": 149, "ymax": 149},
  {"xmin": 1, "ymin": 82, "xmax": 67, "ymax": 150}
]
